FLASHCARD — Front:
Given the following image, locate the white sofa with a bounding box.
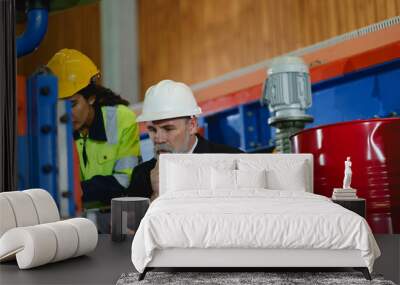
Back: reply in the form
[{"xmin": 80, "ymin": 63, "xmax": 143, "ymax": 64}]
[{"xmin": 131, "ymin": 153, "xmax": 380, "ymax": 281}]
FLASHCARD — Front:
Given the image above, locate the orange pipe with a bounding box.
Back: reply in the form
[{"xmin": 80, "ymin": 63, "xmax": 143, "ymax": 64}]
[{"xmin": 16, "ymin": 75, "xmax": 27, "ymax": 136}]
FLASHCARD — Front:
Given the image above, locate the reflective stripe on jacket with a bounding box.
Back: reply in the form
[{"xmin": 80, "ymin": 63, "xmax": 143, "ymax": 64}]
[{"xmin": 75, "ymin": 105, "xmax": 140, "ymax": 205}]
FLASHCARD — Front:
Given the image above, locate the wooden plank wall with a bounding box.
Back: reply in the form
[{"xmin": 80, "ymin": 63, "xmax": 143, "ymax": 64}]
[
  {"xmin": 16, "ymin": 2, "xmax": 101, "ymax": 78},
  {"xmin": 139, "ymin": 0, "xmax": 400, "ymax": 98},
  {"xmin": 15, "ymin": 0, "xmax": 400, "ymax": 101}
]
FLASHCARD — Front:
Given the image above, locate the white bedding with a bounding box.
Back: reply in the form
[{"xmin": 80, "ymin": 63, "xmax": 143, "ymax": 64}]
[{"xmin": 131, "ymin": 190, "xmax": 380, "ymax": 273}]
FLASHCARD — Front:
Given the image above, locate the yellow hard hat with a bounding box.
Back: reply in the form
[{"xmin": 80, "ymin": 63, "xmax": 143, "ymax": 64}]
[{"xmin": 47, "ymin": 49, "xmax": 100, "ymax": 99}]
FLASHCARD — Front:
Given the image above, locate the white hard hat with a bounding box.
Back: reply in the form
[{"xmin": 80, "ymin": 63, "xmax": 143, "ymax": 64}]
[{"xmin": 137, "ymin": 79, "xmax": 202, "ymax": 122}]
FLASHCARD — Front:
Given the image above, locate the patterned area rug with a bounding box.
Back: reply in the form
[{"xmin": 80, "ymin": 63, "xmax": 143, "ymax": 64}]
[{"xmin": 117, "ymin": 271, "xmax": 395, "ymax": 285}]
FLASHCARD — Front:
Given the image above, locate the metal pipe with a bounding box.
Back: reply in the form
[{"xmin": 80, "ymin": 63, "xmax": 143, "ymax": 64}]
[{"xmin": 17, "ymin": 6, "xmax": 48, "ymax": 58}]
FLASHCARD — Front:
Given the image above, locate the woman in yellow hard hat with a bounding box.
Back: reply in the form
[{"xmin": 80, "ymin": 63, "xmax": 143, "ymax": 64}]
[{"xmin": 47, "ymin": 49, "xmax": 141, "ymax": 210}]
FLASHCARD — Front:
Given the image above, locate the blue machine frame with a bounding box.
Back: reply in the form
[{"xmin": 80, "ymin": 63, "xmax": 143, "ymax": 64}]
[
  {"xmin": 18, "ymin": 73, "xmax": 76, "ymax": 217},
  {"xmin": 200, "ymin": 58, "xmax": 400, "ymax": 152},
  {"xmin": 57, "ymin": 100, "xmax": 76, "ymax": 217},
  {"xmin": 26, "ymin": 74, "xmax": 58, "ymax": 201},
  {"xmin": 309, "ymin": 58, "xmax": 400, "ymax": 127},
  {"xmin": 138, "ymin": 58, "xmax": 400, "ymax": 160},
  {"xmin": 201, "ymin": 102, "xmax": 271, "ymax": 152}
]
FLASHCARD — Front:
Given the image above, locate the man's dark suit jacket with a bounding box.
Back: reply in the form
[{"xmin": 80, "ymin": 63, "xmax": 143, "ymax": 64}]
[{"xmin": 127, "ymin": 135, "xmax": 243, "ymax": 198}]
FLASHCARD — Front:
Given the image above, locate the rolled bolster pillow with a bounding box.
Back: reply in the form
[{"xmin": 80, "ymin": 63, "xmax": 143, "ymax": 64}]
[
  {"xmin": 0, "ymin": 191, "xmax": 39, "ymax": 227},
  {"xmin": 0, "ymin": 189, "xmax": 60, "ymax": 240},
  {"xmin": 42, "ymin": 221, "xmax": 79, "ymax": 263},
  {"xmin": 0, "ymin": 196, "xmax": 17, "ymax": 238},
  {"xmin": 0, "ymin": 218, "xmax": 97, "ymax": 269},
  {"xmin": 0, "ymin": 226, "xmax": 57, "ymax": 269},
  {"xmin": 64, "ymin": 218, "xmax": 98, "ymax": 257},
  {"xmin": 23, "ymin": 189, "xmax": 60, "ymax": 224}
]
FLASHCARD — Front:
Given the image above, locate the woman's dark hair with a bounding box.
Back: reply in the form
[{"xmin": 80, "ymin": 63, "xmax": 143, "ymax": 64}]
[{"xmin": 79, "ymin": 83, "xmax": 129, "ymax": 106}]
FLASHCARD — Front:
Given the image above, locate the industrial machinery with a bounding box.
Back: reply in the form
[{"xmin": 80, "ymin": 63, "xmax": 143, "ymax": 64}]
[
  {"xmin": 13, "ymin": 0, "xmax": 82, "ymax": 217},
  {"xmin": 187, "ymin": 17, "xmax": 400, "ymax": 234},
  {"xmin": 262, "ymin": 56, "xmax": 313, "ymax": 153},
  {"xmin": 17, "ymin": 69, "xmax": 77, "ymax": 217},
  {"xmin": 9, "ymin": 2, "xmax": 400, "ymax": 231},
  {"xmin": 292, "ymin": 118, "xmax": 400, "ymax": 234}
]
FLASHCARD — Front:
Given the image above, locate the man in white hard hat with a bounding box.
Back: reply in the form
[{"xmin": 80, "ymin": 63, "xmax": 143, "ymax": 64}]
[{"xmin": 127, "ymin": 79, "xmax": 242, "ymax": 201}]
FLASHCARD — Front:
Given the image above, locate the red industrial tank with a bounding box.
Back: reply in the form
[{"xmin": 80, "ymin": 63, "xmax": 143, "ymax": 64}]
[{"xmin": 291, "ymin": 118, "xmax": 400, "ymax": 234}]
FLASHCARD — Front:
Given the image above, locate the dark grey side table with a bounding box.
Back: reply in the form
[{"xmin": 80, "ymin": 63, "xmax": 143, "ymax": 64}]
[
  {"xmin": 331, "ymin": 198, "xmax": 366, "ymax": 218},
  {"xmin": 111, "ymin": 197, "xmax": 150, "ymax": 241}
]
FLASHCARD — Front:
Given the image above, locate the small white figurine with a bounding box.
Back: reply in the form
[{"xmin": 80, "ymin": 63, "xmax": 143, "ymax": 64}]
[{"xmin": 342, "ymin": 157, "xmax": 352, "ymax": 189}]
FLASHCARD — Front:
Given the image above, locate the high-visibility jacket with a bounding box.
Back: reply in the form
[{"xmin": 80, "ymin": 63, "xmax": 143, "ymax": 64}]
[{"xmin": 74, "ymin": 104, "xmax": 140, "ymax": 208}]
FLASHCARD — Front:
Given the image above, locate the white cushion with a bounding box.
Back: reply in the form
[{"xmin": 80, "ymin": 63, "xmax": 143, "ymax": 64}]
[
  {"xmin": 0, "ymin": 226, "xmax": 57, "ymax": 269},
  {"xmin": 165, "ymin": 158, "xmax": 236, "ymax": 193},
  {"xmin": 0, "ymin": 192, "xmax": 39, "ymax": 227},
  {"xmin": 64, "ymin": 218, "xmax": 98, "ymax": 257},
  {"xmin": 238, "ymin": 159, "xmax": 308, "ymax": 191},
  {"xmin": 0, "ymin": 190, "xmax": 97, "ymax": 269},
  {"xmin": 162, "ymin": 154, "xmax": 236, "ymax": 170},
  {"xmin": 0, "ymin": 189, "xmax": 60, "ymax": 238},
  {"xmin": 24, "ymin": 189, "xmax": 60, "ymax": 224},
  {"xmin": 160, "ymin": 154, "xmax": 238, "ymax": 195},
  {"xmin": 211, "ymin": 168, "xmax": 236, "ymax": 190},
  {"xmin": 159, "ymin": 154, "xmax": 312, "ymax": 193},
  {"xmin": 211, "ymin": 169, "xmax": 268, "ymax": 191},
  {"xmin": 0, "ymin": 218, "xmax": 97, "ymax": 269},
  {"xmin": 42, "ymin": 221, "xmax": 79, "ymax": 262},
  {"xmin": 267, "ymin": 164, "xmax": 307, "ymax": 191},
  {"xmin": 236, "ymin": 169, "xmax": 267, "ymax": 189},
  {"xmin": 167, "ymin": 162, "xmax": 211, "ymax": 191},
  {"xmin": 0, "ymin": 196, "xmax": 17, "ymax": 238}
]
